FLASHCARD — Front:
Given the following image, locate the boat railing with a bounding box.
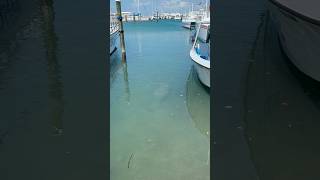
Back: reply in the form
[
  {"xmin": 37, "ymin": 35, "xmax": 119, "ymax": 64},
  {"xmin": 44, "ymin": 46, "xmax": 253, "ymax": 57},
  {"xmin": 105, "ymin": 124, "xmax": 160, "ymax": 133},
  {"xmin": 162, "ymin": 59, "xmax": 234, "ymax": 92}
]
[{"xmin": 110, "ymin": 15, "xmax": 119, "ymax": 34}]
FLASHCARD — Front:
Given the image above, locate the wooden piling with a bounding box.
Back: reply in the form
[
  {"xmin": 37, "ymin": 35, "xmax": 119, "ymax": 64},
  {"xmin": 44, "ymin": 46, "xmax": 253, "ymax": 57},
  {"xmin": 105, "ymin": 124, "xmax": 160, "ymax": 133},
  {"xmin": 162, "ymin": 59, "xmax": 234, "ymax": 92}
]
[
  {"xmin": 156, "ymin": 11, "xmax": 159, "ymax": 22},
  {"xmin": 115, "ymin": 0, "xmax": 126, "ymax": 62}
]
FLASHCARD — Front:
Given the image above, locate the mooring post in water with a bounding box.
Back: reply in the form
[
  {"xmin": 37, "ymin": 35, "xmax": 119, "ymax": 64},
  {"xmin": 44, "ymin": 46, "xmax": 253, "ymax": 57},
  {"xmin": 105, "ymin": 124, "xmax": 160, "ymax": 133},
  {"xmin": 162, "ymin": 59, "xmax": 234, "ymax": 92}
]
[{"xmin": 115, "ymin": 0, "xmax": 126, "ymax": 62}]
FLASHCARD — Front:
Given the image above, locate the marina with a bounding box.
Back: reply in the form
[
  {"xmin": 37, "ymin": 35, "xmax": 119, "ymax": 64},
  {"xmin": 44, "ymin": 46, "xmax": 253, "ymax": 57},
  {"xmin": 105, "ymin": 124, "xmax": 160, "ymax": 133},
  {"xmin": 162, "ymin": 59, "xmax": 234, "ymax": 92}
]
[
  {"xmin": 1, "ymin": 0, "xmax": 320, "ymax": 179},
  {"xmin": 181, "ymin": 6, "xmax": 208, "ymax": 29},
  {"xmin": 110, "ymin": 1, "xmax": 210, "ymax": 179},
  {"xmin": 110, "ymin": 19, "xmax": 210, "ymax": 180}
]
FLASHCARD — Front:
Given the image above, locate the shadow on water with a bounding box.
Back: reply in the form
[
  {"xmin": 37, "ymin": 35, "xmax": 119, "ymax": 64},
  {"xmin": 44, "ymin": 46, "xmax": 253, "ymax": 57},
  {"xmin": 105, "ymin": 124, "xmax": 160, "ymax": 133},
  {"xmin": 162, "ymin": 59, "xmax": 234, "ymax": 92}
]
[
  {"xmin": 186, "ymin": 65, "xmax": 210, "ymax": 138},
  {"xmin": 40, "ymin": 0, "xmax": 64, "ymax": 136},
  {"xmin": 185, "ymin": 65, "xmax": 210, "ymax": 166},
  {"xmin": 244, "ymin": 4, "xmax": 320, "ymax": 179},
  {"xmin": 110, "ymin": 49, "xmax": 121, "ymax": 84}
]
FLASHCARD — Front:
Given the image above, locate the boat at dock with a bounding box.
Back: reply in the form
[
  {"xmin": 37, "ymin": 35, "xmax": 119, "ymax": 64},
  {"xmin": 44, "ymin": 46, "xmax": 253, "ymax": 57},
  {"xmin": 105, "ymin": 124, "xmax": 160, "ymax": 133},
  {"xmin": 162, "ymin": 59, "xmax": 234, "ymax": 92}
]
[
  {"xmin": 182, "ymin": 12, "xmax": 199, "ymax": 29},
  {"xmin": 110, "ymin": 16, "xmax": 119, "ymax": 55},
  {"xmin": 268, "ymin": 0, "xmax": 320, "ymax": 81},
  {"xmin": 190, "ymin": 18, "xmax": 210, "ymax": 88}
]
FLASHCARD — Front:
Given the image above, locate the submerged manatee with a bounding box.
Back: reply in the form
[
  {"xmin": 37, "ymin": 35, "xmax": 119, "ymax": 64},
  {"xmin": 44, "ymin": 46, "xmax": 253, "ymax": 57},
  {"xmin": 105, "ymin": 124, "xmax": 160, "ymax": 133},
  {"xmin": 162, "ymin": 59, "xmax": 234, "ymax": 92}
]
[
  {"xmin": 144, "ymin": 82, "xmax": 170, "ymax": 112},
  {"xmin": 153, "ymin": 83, "xmax": 170, "ymax": 101}
]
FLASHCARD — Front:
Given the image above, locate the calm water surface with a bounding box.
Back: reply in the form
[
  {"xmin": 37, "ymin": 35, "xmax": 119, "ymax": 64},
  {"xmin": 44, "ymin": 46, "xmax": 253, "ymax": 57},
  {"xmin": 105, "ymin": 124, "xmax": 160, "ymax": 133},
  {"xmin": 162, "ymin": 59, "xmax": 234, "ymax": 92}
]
[
  {"xmin": 245, "ymin": 3, "xmax": 320, "ymax": 179},
  {"xmin": 0, "ymin": 0, "xmax": 107, "ymax": 179},
  {"xmin": 214, "ymin": 0, "xmax": 320, "ymax": 179},
  {"xmin": 110, "ymin": 20, "xmax": 210, "ymax": 180}
]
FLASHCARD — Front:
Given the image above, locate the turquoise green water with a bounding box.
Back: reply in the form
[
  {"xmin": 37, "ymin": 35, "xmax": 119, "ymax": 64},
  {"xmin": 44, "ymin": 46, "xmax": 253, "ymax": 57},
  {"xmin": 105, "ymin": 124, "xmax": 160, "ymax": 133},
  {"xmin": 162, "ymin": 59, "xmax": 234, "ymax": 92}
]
[{"xmin": 110, "ymin": 20, "xmax": 210, "ymax": 180}]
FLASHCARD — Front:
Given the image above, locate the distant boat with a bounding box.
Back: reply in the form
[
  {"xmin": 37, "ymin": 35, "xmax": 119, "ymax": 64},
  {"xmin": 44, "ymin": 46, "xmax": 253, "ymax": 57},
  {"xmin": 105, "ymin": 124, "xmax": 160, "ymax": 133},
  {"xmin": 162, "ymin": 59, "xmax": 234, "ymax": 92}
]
[
  {"xmin": 182, "ymin": 3, "xmax": 198, "ymax": 29},
  {"xmin": 268, "ymin": 0, "xmax": 320, "ymax": 81},
  {"xmin": 110, "ymin": 16, "xmax": 119, "ymax": 55},
  {"xmin": 190, "ymin": 18, "xmax": 210, "ymax": 88},
  {"xmin": 182, "ymin": 15, "xmax": 198, "ymax": 29},
  {"xmin": 182, "ymin": 10, "xmax": 204, "ymax": 29},
  {"xmin": 174, "ymin": 15, "xmax": 182, "ymax": 20},
  {"xmin": 182, "ymin": 2, "xmax": 210, "ymax": 30}
]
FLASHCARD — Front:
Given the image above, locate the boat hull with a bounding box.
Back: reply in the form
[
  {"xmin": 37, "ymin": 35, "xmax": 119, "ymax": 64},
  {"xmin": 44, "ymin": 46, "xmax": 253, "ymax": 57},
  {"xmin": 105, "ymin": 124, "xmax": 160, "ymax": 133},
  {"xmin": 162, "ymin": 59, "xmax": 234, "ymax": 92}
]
[
  {"xmin": 269, "ymin": 1, "xmax": 320, "ymax": 81},
  {"xmin": 193, "ymin": 62, "xmax": 210, "ymax": 88},
  {"xmin": 110, "ymin": 31, "xmax": 118, "ymax": 55},
  {"xmin": 190, "ymin": 48, "xmax": 210, "ymax": 87}
]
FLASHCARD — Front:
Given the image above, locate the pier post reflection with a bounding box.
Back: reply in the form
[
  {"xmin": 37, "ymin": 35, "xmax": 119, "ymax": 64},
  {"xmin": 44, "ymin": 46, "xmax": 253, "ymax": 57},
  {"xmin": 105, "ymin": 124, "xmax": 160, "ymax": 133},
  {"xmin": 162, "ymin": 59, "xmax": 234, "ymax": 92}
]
[
  {"xmin": 110, "ymin": 51, "xmax": 130, "ymax": 103},
  {"xmin": 122, "ymin": 61, "xmax": 130, "ymax": 102},
  {"xmin": 40, "ymin": 0, "xmax": 64, "ymax": 136}
]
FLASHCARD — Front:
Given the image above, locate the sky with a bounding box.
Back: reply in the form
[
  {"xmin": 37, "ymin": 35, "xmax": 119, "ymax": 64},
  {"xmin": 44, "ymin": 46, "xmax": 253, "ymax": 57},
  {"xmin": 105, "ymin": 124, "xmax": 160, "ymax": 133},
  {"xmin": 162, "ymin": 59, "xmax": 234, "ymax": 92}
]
[{"xmin": 110, "ymin": 0, "xmax": 210, "ymax": 15}]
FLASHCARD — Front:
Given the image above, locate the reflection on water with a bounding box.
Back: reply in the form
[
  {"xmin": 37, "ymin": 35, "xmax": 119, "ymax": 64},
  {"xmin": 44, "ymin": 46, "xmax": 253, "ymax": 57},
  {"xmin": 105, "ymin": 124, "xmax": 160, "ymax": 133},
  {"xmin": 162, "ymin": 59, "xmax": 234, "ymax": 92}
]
[
  {"xmin": 110, "ymin": 51, "xmax": 130, "ymax": 102},
  {"xmin": 0, "ymin": 0, "xmax": 66, "ymax": 178},
  {"xmin": 186, "ymin": 66, "xmax": 210, "ymax": 138},
  {"xmin": 110, "ymin": 50, "xmax": 121, "ymax": 84},
  {"xmin": 186, "ymin": 65, "xmax": 210, "ymax": 166},
  {"xmin": 1, "ymin": 0, "xmax": 108, "ymax": 179},
  {"xmin": 110, "ymin": 21, "xmax": 209, "ymax": 180},
  {"xmin": 40, "ymin": 0, "xmax": 64, "ymax": 136},
  {"xmin": 0, "ymin": 0, "xmax": 19, "ymax": 28},
  {"xmin": 244, "ymin": 5, "xmax": 320, "ymax": 180},
  {"xmin": 0, "ymin": 0, "xmax": 63, "ymax": 142},
  {"xmin": 122, "ymin": 62, "xmax": 130, "ymax": 102}
]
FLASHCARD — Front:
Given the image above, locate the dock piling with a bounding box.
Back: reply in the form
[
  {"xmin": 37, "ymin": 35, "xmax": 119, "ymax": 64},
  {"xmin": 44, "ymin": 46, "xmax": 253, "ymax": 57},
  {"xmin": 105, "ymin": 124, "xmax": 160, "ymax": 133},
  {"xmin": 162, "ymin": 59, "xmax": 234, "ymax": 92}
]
[{"xmin": 115, "ymin": 0, "xmax": 126, "ymax": 62}]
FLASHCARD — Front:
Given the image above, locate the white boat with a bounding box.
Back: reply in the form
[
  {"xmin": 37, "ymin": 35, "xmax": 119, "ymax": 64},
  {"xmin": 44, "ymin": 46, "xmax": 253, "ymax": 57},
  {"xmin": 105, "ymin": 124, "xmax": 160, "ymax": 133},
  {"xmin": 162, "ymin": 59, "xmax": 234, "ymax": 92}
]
[
  {"xmin": 182, "ymin": 14, "xmax": 198, "ymax": 29},
  {"xmin": 268, "ymin": 0, "xmax": 320, "ymax": 81},
  {"xmin": 173, "ymin": 13, "xmax": 182, "ymax": 20},
  {"xmin": 110, "ymin": 16, "xmax": 119, "ymax": 55},
  {"xmin": 190, "ymin": 20, "xmax": 210, "ymax": 87}
]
